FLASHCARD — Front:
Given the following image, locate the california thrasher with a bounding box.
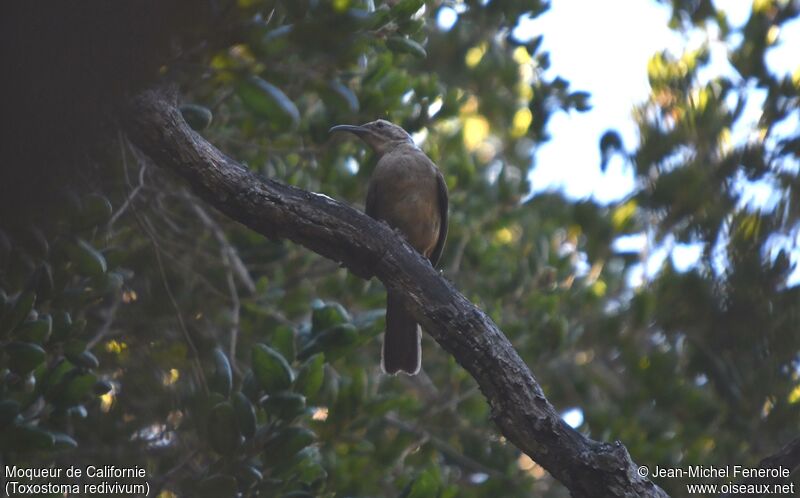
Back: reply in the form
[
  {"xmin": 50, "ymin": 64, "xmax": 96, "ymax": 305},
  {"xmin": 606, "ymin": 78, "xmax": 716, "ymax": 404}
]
[{"xmin": 330, "ymin": 119, "xmax": 448, "ymax": 375}]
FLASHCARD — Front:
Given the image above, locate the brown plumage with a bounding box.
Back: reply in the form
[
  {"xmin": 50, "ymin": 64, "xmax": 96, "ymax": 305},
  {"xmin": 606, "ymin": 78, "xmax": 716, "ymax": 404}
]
[{"xmin": 330, "ymin": 119, "xmax": 448, "ymax": 375}]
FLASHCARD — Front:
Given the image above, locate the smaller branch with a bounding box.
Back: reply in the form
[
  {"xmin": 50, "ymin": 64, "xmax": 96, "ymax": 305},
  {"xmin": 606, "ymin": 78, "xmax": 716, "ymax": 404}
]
[
  {"xmin": 147, "ymin": 240, "xmax": 232, "ymax": 301},
  {"xmin": 146, "ymin": 213, "xmax": 209, "ymax": 394},
  {"xmin": 447, "ymin": 232, "xmax": 471, "ymax": 275},
  {"xmin": 154, "ymin": 195, "xmax": 188, "ymax": 236},
  {"xmin": 108, "ymin": 135, "xmax": 147, "ymax": 231},
  {"xmin": 190, "ymin": 199, "xmax": 255, "ymax": 373},
  {"xmin": 190, "ymin": 199, "xmax": 256, "ymax": 294},
  {"xmin": 87, "ymin": 294, "xmax": 121, "ymax": 350},
  {"xmin": 445, "ymin": 205, "xmax": 506, "ymax": 275},
  {"xmin": 209, "ymin": 88, "xmax": 234, "ymax": 113},
  {"xmin": 759, "ymin": 436, "xmax": 800, "ymax": 474},
  {"xmin": 223, "ymin": 253, "xmax": 241, "ymax": 374},
  {"xmin": 148, "ymin": 449, "xmax": 199, "ymax": 497},
  {"xmin": 119, "ymin": 135, "xmax": 208, "ymax": 393},
  {"xmin": 385, "ymin": 414, "xmax": 503, "ymax": 479},
  {"xmin": 427, "ymin": 385, "xmax": 481, "ymax": 418}
]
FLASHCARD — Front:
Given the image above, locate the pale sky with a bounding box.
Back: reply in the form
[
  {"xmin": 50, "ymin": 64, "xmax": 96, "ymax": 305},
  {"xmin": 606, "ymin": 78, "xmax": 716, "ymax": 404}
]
[
  {"xmin": 517, "ymin": 0, "xmax": 681, "ymax": 203},
  {"xmin": 437, "ymin": 1, "xmax": 800, "ymax": 288},
  {"xmin": 436, "ymin": 0, "xmax": 799, "ymax": 429},
  {"xmin": 510, "ymin": 0, "xmax": 800, "ymax": 286},
  {"xmin": 515, "ymin": 0, "xmax": 799, "ymax": 202}
]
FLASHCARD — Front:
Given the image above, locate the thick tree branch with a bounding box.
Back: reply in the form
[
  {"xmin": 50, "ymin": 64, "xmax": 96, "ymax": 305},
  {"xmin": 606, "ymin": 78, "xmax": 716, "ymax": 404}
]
[
  {"xmin": 123, "ymin": 87, "xmax": 668, "ymax": 498},
  {"xmin": 757, "ymin": 436, "xmax": 800, "ymax": 476},
  {"xmin": 721, "ymin": 436, "xmax": 800, "ymax": 497}
]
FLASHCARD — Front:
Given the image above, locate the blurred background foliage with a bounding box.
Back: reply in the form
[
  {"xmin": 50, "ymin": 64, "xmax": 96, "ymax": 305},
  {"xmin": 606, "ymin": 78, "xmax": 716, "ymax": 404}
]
[{"xmin": 1, "ymin": 0, "xmax": 799, "ymax": 496}]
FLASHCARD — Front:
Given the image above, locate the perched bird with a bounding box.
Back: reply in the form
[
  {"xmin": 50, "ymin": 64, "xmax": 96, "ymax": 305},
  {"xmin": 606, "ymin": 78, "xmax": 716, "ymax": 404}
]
[{"xmin": 330, "ymin": 119, "xmax": 448, "ymax": 375}]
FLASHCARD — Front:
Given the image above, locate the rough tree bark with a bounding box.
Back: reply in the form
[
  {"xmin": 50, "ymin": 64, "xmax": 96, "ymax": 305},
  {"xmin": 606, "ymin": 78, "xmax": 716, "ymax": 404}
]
[
  {"xmin": 123, "ymin": 87, "xmax": 669, "ymax": 498},
  {"xmin": 721, "ymin": 437, "xmax": 800, "ymax": 498}
]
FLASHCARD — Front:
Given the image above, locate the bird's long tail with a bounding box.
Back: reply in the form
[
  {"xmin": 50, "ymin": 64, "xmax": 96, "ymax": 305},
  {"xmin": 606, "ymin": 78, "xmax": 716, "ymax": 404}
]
[{"xmin": 382, "ymin": 292, "xmax": 421, "ymax": 375}]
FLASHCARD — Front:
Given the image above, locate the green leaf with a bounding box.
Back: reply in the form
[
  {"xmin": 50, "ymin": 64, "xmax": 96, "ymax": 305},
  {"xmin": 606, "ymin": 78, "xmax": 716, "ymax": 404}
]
[
  {"xmin": 569, "ymin": 90, "xmax": 592, "ymax": 112},
  {"xmin": 368, "ymin": 7, "xmax": 392, "ymax": 30},
  {"xmin": 255, "ymin": 25, "xmax": 293, "ymax": 59},
  {"xmin": 67, "ymin": 238, "xmax": 107, "ymax": 277},
  {"xmin": 50, "ymin": 311, "xmax": 73, "ymax": 342},
  {"xmin": 319, "ymin": 365, "xmax": 340, "ymax": 405},
  {"xmin": 20, "ymin": 226, "xmax": 49, "ymax": 259},
  {"xmin": 386, "ymin": 36, "xmax": 427, "ymax": 59},
  {"xmin": 205, "ymin": 392, "xmax": 226, "ymax": 411},
  {"xmin": 232, "ymin": 392, "xmax": 257, "ymax": 439},
  {"xmin": 52, "ymin": 432, "xmax": 79, "ymax": 449},
  {"xmin": 408, "ymin": 467, "xmax": 442, "ymax": 498},
  {"xmin": 398, "ymin": 18, "xmax": 425, "ymax": 35},
  {"xmin": 6, "ymin": 341, "xmax": 46, "ymax": 374},
  {"xmin": 294, "ymin": 353, "xmax": 325, "ymax": 398},
  {"xmin": 336, "ymin": 367, "xmax": 367, "ymax": 416},
  {"xmin": 600, "ymin": 130, "xmax": 623, "ymax": 155},
  {"xmin": 353, "ymin": 308, "xmax": 386, "ymax": 338},
  {"xmin": 262, "ymin": 392, "xmax": 306, "ymax": 421},
  {"xmin": 292, "ymin": 447, "xmax": 327, "ymax": 487},
  {"xmin": 271, "ymin": 325, "xmax": 296, "ymax": 362},
  {"xmin": 237, "ymin": 465, "xmax": 263, "ymax": 488},
  {"xmin": 325, "ymin": 80, "xmax": 359, "ymax": 113},
  {"xmin": 64, "ymin": 339, "xmax": 88, "ymax": 359},
  {"xmin": 80, "ymin": 194, "xmax": 113, "ymax": 228},
  {"xmin": 263, "ymin": 426, "xmax": 316, "ymax": 467},
  {"xmin": 180, "ymin": 104, "xmax": 213, "ymax": 131},
  {"xmin": 252, "ymin": 343, "xmax": 294, "ymax": 394},
  {"xmin": 196, "ymin": 474, "xmax": 238, "ymax": 498},
  {"xmin": 65, "ymin": 405, "xmax": 88, "ymax": 420},
  {"xmin": 64, "ymin": 372, "xmax": 98, "ymax": 403},
  {"xmin": 0, "ymin": 229, "xmax": 9, "ymax": 266},
  {"xmin": 208, "ymin": 402, "xmax": 242, "ymax": 455},
  {"xmin": 365, "ymin": 394, "xmax": 416, "ymax": 417},
  {"xmin": 0, "ymin": 291, "xmax": 35, "ymax": 337},
  {"xmin": 51, "ymin": 371, "xmax": 97, "ymax": 407},
  {"xmin": 93, "ymin": 379, "xmax": 113, "ymax": 395},
  {"xmin": 15, "ymin": 314, "xmax": 52, "ymax": 344},
  {"xmin": 67, "ymin": 350, "xmax": 99, "ymax": 370},
  {"xmin": 241, "ymin": 370, "xmax": 261, "ymax": 402},
  {"xmin": 70, "ymin": 318, "xmax": 87, "ymax": 336},
  {"xmin": 41, "ymin": 359, "xmax": 75, "ymax": 396},
  {"xmin": 0, "ymin": 423, "xmax": 55, "ymax": 451},
  {"xmin": 236, "ymin": 76, "xmax": 300, "ymax": 131},
  {"xmin": 310, "ymin": 300, "xmax": 350, "ymax": 334},
  {"xmin": 527, "ymin": 35, "xmax": 544, "ymax": 55},
  {"xmin": 391, "ymin": 0, "xmax": 425, "ymax": 18},
  {"xmin": 97, "ymin": 271, "xmax": 124, "ymax": 294},
  {"xmin": 0, "ymin": 400, "xmax": 22, "ymax": 429},
  {"xmin": 297, "ymin": 324, "xmax": 358, "ymax": 361},
  {"xmin": 209, "ymin": 348, "xmax": 233, "ymax": 397},
  {"xmin": 26, "ymin": 263, "xmax": 54, "ymax": 300}
]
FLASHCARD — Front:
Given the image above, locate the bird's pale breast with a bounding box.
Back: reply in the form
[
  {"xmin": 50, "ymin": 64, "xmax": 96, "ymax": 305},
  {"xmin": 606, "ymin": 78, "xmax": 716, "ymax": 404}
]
[{"xmin": 370, "ymin": 147, "xmax": 441, "ymax": 257}]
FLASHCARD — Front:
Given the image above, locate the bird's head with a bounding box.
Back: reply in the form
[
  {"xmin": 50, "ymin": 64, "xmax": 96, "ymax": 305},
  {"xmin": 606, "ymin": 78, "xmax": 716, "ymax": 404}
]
[{"xmin": 329, "ymin": 119, "xmax": 414, "ymax": 156}]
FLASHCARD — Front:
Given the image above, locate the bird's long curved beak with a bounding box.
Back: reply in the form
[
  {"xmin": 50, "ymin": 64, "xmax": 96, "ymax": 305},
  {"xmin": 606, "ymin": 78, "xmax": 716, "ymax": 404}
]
[{"xmin": 329, "ymin": 124, "xmax": 367, "ymax": 135}]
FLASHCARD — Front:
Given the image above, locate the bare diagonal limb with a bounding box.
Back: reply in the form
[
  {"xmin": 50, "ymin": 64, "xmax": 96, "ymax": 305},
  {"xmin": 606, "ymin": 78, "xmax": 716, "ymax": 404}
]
[
  {"xmin": 123, "ymin": 87, "xmax": 668, "ymax": 498},
  {"xmin": 721, "ymin": 436, "xmax": 800, "ymax": 498}
]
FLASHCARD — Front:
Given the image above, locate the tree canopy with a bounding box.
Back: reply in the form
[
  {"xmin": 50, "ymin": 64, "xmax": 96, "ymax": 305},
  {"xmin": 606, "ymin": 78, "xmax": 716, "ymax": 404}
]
[{"xmin": 1, "ymin": 1, "xmax": 799, "ymax": 497}]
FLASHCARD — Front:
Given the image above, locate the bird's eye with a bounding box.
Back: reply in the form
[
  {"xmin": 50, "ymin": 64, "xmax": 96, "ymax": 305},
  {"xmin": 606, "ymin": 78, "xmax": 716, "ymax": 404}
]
[{"xmin": 377, "ymin": 122, "xmax": 385, "ymax": 128}]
